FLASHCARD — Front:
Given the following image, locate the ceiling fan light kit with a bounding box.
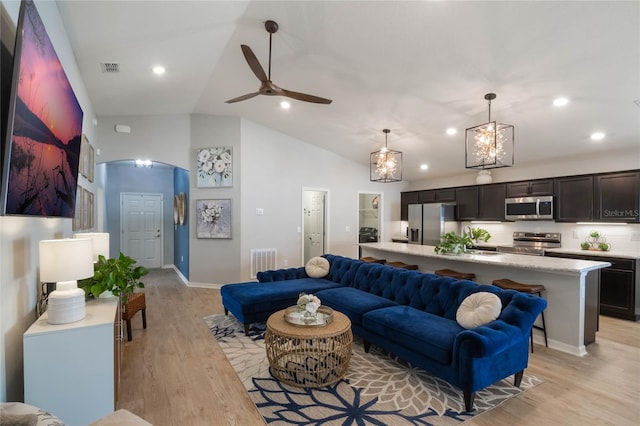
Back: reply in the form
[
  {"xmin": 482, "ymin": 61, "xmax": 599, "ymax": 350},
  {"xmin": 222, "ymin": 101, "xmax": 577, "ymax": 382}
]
[
  {"xmin": 465, "ymin": 93, "xmax": 514, "ymax": 170},
  {"xmin": 225, "ymin": 20, "xmax": 332, "ymax": 105},
  {"xmin": 370, "ymin": 129, "xmax": 402, "ymax": 183}
]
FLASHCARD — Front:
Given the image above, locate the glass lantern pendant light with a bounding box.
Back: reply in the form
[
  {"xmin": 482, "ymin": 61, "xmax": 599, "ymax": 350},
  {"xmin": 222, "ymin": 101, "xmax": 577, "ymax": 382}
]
[
  {"xmin": 370, "ymin": 129, "xmax": 402, "ymax": 183},
  {"xmin": 465, "ymin": 93, "xmax": 514, "ymax": 169}
]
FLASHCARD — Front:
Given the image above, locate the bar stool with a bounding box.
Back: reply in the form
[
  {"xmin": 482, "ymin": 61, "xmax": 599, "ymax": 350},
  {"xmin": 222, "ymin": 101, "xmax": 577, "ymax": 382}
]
[
  {"xmin": 386, "ymin": 261, "xmax": 419, "ymax": 270},
  {"xmin": 492, "ymin": 278, "xmax": 547, "ymax": 353},
  {"xmin": 434, "ymin": 269, "xmax": 476, "ymax": 281},
  {"xmin": 360, "ymin": 257, "xmax": 386, "ymax": 264}
]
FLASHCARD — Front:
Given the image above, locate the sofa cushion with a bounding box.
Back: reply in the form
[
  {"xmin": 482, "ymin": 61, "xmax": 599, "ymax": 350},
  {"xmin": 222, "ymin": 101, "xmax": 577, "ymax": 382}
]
[
  {"xmin": 221, "ymin": 278, "xmax": 343, "ymax": 316},
  {"xmin": 363, "ymin": 305, "xmax": 463, "ymax": 364},
  {"xmin": 315, "ymin": 287, "xmax": 398, "ymax": 325},
  {"xmin": 456, "ymin": 292, "xmax": 502, "ymax": 329},
  {"xmin": 305, "ymin": 256, "xmax": 330, "ymax": 278}
]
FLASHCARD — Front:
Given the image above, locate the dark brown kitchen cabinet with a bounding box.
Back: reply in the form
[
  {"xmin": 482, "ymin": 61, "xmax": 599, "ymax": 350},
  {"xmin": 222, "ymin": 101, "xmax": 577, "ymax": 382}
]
[
  {"xmin": 455, "ymin": 187, "xmax": 478, "ymax": 220},
  {"xmin": 479, "ymin": 184, "xmax": 506, "ymax": 220},
  {"xmin": 594, "ymin": 172, "xmax": 640, "ymax": 223},
  {"xmin": 400, "ymin": 191, "xmax": 420, "ymax": 221},
  {"xmin": 419, "ymin": 188, "xmax": 456, "ymax": 203},
  {"xmin": 506, "ymin": 179, "xmax": 554, "ymax": 198},
  {"xmin": 554, "ymin": 176, "xmax": 594, "ymax": 222},
  {"xmin": 455, "ymin": 184, "xmax": 506, "ymax": 221},
  {"xmin": 545, "ymin": 252, "xmax": 639, "ymax": 321}
]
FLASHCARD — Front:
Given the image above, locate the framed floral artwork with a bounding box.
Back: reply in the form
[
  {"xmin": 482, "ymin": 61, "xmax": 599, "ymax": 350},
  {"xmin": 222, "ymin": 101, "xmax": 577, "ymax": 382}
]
[
  {"xmin": 196, "ymin": 199, "xmax": 231, "ymax": 239},
  {"xmin": 197, "ymin": 147, "xmax": 232, "ymax": 187}
]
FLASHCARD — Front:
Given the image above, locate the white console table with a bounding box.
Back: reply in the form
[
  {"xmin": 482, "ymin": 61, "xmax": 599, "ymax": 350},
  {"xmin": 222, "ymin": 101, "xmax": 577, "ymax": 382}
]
[{"xmin": 23, "ymin": 298, "xmax": 121, "ymax": 425}]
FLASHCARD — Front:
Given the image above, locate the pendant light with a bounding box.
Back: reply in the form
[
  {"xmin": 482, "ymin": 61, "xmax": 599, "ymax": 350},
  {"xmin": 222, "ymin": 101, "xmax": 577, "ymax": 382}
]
[
  {"xmin": 465, "ymin": 93, "xmax": 514, "ymax": 169},
  {"xmin": 370, "ymin": 129, "xmax": 402, "ymax": 183}
]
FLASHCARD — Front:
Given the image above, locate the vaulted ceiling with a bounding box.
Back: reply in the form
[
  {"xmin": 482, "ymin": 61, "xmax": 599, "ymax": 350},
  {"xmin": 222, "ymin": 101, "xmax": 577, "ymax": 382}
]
[{"xmin": 57, "ymin": 1, "xmax": 639, "ymax": 181}]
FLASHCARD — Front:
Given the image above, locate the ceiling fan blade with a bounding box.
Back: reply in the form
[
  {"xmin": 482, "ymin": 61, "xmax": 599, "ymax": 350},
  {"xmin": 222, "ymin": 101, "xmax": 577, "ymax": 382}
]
[
  {"xmin": 241, "ymin": 45, "xmax": 268, "ymax": 83},
  {"xmin": 282, "ymin": 89, "xmax": 332, "ymax": 104},
  {"xmin": 225, "ymin": 92, "xmax": 260, "ymax": 104}
]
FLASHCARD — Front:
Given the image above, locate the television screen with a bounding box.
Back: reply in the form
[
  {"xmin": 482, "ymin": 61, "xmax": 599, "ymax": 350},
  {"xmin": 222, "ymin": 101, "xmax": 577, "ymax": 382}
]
[{"xmin": 1, "ymin": 0, "xmax": 83, "ymax": 217}]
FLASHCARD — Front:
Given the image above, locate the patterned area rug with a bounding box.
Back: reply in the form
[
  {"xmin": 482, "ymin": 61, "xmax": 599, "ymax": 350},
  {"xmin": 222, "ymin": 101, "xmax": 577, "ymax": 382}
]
[{"xmin": 205, "ymin": 314, "xmax": 541, "ymax": 425}]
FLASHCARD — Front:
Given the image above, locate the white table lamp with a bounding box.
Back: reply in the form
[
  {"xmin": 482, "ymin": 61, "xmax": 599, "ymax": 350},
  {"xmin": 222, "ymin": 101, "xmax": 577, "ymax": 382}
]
[
  {"xmin": 39, "ymin": 238, "xmax": 95, "ymax": 324},
  {"xmin": 74, "ymin": 232, "xmax": 110, "ymax": 261}
]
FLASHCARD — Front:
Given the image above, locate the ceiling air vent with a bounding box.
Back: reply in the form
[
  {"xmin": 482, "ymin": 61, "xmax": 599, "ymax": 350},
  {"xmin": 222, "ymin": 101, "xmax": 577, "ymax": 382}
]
[{"xmin": 100, "ymin": 62, "xmax": 120, "ymax": 73}]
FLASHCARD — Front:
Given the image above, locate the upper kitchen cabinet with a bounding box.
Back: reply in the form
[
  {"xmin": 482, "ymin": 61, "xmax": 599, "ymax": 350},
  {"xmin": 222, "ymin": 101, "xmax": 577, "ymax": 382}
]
[
  {"xmin": 506, "ymin": 179, "xmax": 554, "ymax": 198},
  {"xmin": 456, "ymin": 183, "xmax": 506, "ymax": 221},
  {"xmin": 455, "ymin": 187, "xmax": 478, "ymax": 220},
  {"xmin": 455, "ymin": 184, "xmax": 506, "ymax": 221},
  {"xmin": 594, "ymin": 171, "xmax": 640, "ymax": 223},
  {"xmin": 554, "ymin": 175, "xmax": 594, "ymax": 222},
  {"xmin": 400, "ymin": 191, "xmax": 420, "ymax": 221},
  {"xmin": 419, "ymin": 188, "xmax": 456, "ymax": 203},
  {"xmin": 479, "ymin": 184, "xmax": 506, "ymax": 220}
]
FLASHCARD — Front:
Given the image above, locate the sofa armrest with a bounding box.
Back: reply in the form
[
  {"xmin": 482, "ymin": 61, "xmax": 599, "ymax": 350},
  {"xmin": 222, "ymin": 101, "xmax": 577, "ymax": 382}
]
[
  {"xmin": 257, "ymin": 267, "xmax": 307, "ymax": 282},
  {"xmin": 453, "ymin": 292, "xmax": 547, "ymax": 359},
  {"xmin": 453, "ymin": 321, "xmax": 523, "ymax": 359}
]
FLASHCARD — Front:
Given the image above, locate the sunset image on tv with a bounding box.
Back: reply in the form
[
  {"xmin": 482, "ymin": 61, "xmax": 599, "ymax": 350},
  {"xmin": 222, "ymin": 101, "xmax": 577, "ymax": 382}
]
[{"xmin": 4, "ymin": 0, "xmax": 83, "ymax": 217}]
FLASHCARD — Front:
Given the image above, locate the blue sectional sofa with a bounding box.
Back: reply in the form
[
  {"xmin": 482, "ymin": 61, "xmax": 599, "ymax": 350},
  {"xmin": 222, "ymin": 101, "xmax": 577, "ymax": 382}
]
[{"xmin": 220, "ymin": 254, "xmax": 547, "ymax": 411}]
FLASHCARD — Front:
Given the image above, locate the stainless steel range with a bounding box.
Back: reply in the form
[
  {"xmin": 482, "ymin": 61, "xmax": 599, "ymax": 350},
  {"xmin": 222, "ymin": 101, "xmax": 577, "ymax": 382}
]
[{"xmin": 497, "ymin": 232, "xmax": 561, "ymax": 256}]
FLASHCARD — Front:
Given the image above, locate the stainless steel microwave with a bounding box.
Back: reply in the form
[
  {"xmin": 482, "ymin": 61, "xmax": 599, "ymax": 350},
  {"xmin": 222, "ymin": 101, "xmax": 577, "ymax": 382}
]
[{"xmin": 505, "ymin": 196, "xmax": 554, "ymax": 220}]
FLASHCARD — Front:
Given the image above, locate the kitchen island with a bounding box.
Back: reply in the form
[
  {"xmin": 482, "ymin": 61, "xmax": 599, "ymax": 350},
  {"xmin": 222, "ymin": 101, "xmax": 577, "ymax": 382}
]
[{"xmin": 359, "ymin": 242, "xmax": 611, "ymax": 356}]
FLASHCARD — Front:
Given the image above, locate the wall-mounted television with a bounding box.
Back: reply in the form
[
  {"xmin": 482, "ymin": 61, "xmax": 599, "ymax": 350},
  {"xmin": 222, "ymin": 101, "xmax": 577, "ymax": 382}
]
[{"xmin": 1, "ymin": 0, "xmax": 83, "ymax": 218}]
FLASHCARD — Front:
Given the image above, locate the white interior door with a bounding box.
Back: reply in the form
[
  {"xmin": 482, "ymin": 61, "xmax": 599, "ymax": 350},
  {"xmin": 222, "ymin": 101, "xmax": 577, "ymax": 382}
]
[
  {"xmin": 121, "ymin": 193, "xmax": 163, "ymax": 269},
  {"xmin": 303, "ymin": 190, "xmax": 326, "ymax": 263}
]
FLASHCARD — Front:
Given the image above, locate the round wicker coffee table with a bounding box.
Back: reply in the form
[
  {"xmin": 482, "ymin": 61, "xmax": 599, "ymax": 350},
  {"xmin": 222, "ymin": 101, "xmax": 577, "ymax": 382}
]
[{"xmin": 265, "ymin": 308, "xmax": 353, "ymax": 388}]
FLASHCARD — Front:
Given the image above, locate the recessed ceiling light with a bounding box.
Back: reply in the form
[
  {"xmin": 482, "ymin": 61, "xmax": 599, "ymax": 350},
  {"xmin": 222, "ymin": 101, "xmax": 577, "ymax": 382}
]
[
  {"xmin": 553, "ymin": 97, "xmax": 569, "ymax": 107},
  {"xmin": 446, "ymin": 128, "xmax": 457, "ymax": 135},
  {"xmin": 590, "ymin": 132, "xmax": 605, "ymax": 141},
  {"xmin": 152, "ymin": 65, "xmax": 165, "ymax": 75},
  {"xmin": 420, "ymin": 164, "xmax": 429, "ymax": 170},
  {"xmin": 280, "ymin": 100, "xmax": 291, "ymax": 109}
]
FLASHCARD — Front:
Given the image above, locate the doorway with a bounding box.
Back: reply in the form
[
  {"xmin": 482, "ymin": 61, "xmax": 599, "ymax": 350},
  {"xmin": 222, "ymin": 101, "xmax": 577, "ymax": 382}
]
[
  {"xmin": 302, "ymin": 189, "xmax": 328, "ymax": 264},
  {"xmin": 120, "ymin": 192, "xmax": 163, "ymax": 269},
  {"xmin": 358, "ymin": 192, "xmax": 382, "ymax": 257}
]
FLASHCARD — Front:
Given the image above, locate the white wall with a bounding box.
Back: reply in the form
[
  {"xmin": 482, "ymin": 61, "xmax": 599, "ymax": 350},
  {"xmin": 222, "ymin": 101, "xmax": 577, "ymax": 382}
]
[
  {"xmin": 406, "ymin": 146, "xmax": 640, "ymax": 190},
  {"xmin": 189, "ymin": 115, "xmax": 242, "ymax": 285},
  {"xmin": 0, "ymin": 0, "xmax": 97, "ymax": 401},
  {"xmin": 239, "ymin": 119, "xmax": 403, "ymax": 281},
  {"xmin": 96, "ymin": 115, "xmax": 190, "ymax": 170}
]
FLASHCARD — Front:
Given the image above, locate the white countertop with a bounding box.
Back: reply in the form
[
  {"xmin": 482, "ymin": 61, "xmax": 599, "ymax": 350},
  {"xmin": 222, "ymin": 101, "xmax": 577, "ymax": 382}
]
[
  {"xmin": 359, "ymin": 242, "xmax": 611, "ymax": 274},
  {"xmin": 545, "ymin": 247, "xmax": 640, "ymax": 260}
]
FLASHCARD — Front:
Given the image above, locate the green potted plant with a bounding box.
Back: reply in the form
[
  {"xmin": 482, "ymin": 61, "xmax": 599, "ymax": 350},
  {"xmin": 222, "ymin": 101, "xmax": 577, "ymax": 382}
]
[
  {"xmin": 469, "ymin": 227, "xmax": 491, "ymax": 245},
  {"xmin": 434, "ymin": 232, "xmax": 473, "ymax": 255},
  {"xmin": 79, "ymin": 252, "xmax": 148, "ymax": 304}
]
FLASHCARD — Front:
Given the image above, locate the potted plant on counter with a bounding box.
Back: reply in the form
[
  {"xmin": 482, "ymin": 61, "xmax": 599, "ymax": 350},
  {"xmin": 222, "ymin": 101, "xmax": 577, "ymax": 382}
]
[
  {"xmin": 79, "ymin": 252, "xmax": 148, "ymax": 304},
  {"xmin": 434, "ymin": 232, "xmax": 473, "ymax": 255}
]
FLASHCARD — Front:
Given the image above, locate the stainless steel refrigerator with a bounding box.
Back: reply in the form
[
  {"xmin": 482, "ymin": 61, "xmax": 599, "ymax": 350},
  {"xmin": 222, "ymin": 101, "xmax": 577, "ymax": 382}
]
[{"xmin": 407, "ymin": 203, "xmax": 459, "ymax": 245}]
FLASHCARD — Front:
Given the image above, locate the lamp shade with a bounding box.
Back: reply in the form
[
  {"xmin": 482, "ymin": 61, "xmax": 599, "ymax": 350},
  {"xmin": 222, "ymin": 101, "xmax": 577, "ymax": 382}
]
[
  {"xmin": 74, "ymin": 232, "xmax": 110, "ymax": 261},
  {"xmin": 39, "ymin": 239, "xmax": 95, "ymax": 283}
]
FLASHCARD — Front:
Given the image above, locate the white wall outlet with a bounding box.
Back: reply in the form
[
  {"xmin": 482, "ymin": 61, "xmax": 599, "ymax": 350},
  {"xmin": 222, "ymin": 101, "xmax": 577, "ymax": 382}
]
[
  {"xmin": 631, "ymin": 232, "xmax": 640, "ymax": 241},
  {"xmin": 345, "ymin": 226, "xmax": 351, "ymax": 232},
  {"xmin": 572, "ymin": 230, "xmax": 579, "ymax": 239},
  {"xmin": 297, "ymin": 226, "xmax": 301, "ymax": 233},
  {"xmin": 181, "ymin": 256, "xmax": 184, "ymax": 262},
  {"xmin": 256, "ymin": 208, "xmax": 264, "ymax": 216},
  {"xmin": 283, "ymin": 259, "xmax": 288, "ymax": 267}
]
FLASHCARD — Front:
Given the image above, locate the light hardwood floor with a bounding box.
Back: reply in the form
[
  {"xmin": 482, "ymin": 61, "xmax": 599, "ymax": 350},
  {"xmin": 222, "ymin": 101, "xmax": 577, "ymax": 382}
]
[{"xmin": 119, "ymin": 268, "xmax": 640, "ymax": 425}]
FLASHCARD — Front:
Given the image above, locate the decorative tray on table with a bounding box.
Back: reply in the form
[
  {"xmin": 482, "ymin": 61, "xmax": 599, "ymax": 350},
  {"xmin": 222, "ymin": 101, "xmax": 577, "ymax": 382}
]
[{"xmin": 284, "ymin": 306, "xmax": 334, "ymax": 327}]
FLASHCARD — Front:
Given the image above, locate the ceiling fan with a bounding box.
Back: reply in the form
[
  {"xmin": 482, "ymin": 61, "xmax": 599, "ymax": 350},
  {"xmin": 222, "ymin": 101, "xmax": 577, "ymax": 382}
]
[{"xmin": 225, "ymin": 20, "xmax": 332, "ymax": 105}]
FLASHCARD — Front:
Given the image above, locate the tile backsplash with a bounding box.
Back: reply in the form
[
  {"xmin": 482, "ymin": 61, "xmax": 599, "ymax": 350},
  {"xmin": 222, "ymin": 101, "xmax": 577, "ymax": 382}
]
[
  {"xmin": 462, "ymin": 221, "xmax": 640, "ymax": 252},
  {"xmin": 394, "ymin": 220, "xmax": 640, "ymax": 252}
]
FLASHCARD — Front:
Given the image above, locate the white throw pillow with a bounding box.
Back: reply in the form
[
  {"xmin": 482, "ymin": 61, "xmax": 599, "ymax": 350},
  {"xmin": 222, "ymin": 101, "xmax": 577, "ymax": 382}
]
[
  {"xmin": 305, "ymin": 256, "xmax": 330, "ymax": 278},
  {"xmin": 456, "ymin": 292, "xmax": 502, "ymax": 329}
]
